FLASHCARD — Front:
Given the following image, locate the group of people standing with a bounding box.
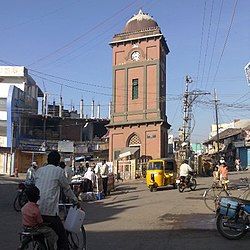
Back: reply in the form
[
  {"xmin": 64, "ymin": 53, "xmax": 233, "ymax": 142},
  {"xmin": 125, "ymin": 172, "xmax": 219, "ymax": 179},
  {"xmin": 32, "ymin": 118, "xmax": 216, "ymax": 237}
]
[
  {"xmin": 79, "ymin": 160, "xmax": 110, "ymax": 196},
  {"xmin": 26, "ymin": 158, "xmax": 111, "ymax": 197}
]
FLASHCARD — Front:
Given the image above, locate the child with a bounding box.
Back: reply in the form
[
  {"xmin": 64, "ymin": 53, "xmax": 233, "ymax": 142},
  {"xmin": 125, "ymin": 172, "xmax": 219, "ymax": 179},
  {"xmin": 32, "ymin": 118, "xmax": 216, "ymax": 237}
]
[
  {"xmin": 21, "ymin": 186, "xmax": 58, "ymax": 250},
  {"xmin": 218, "ymin": 159, "xmax": 229, "ymax": 190}
]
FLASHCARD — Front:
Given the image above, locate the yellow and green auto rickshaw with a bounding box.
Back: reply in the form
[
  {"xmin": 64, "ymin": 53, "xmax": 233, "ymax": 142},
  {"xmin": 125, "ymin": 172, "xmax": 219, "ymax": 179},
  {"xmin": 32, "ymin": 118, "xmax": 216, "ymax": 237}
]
[{"xmin": 146, "ymin": 158, "xmax": 177, "ymax": 192}]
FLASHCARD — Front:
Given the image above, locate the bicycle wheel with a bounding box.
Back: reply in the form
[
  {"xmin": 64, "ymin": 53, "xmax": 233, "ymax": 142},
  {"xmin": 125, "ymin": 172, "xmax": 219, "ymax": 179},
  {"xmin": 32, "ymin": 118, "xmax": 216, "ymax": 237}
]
[
  {"xmin": 68, "ymin": 225, "xmax": 86, "ymax": 250},
  {"xmin": 189, "ymin": 179, "xmax": 197, "ymax": 191},
  {"xmin": 20, "ymin": 237, "xmax": 47, "ymax": 250},
  {"xmin": 19, "ymin": 192, "xmax": 28, "ymax": 208},
  {"xmin": 14, "ymin": 193, "xmax": 22, "ymax": 212},
  {"xmin": 203, "ymin": 187, "xmax": 229, "ymax": 212}
]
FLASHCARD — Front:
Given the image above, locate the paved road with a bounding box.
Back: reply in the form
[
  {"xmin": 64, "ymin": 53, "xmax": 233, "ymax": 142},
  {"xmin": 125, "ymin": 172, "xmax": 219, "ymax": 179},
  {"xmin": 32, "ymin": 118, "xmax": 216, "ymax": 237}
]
[{"xmin": 0, "ymin": 171, "xmax": 250, "ymax": 249}]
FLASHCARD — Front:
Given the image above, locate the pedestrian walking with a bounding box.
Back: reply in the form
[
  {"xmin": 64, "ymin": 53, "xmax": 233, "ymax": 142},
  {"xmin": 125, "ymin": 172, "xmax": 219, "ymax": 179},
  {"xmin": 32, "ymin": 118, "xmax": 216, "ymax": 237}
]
[
  {"xmin": 235, "ymin": 158, "xmax": 241, "ymax": 171},
  {"xmin": 218, "ymin": 158, "xmax": 229, "ymax": 190},
  {"xmin": 26, "ymin": 162, "xmax": 38, "ymax": 184}
]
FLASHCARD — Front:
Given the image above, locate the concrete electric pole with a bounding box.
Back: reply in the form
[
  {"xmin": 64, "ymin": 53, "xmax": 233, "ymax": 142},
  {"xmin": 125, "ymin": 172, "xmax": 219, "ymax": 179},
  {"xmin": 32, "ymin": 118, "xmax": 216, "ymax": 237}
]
[
  {"xmin": 213, "ymin": 89, "xmax": 220, "ymax": 156},
  {"xmin": 180, "ymin": 75, "xmax": 210, "ymax": 159}
]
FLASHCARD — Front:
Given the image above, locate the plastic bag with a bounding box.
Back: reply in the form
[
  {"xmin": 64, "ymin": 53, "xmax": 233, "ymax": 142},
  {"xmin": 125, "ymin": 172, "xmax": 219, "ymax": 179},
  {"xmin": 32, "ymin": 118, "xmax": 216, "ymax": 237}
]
[{"xmin": 64, "ymin": 207, "xmax": 85, "ymax": 233}]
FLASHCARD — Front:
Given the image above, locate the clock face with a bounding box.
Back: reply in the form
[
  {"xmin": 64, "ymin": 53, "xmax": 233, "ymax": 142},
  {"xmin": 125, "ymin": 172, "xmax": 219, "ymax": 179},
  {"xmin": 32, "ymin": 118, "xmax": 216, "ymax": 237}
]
[{"xmin": 131, "ymin": 51, "xmax": 140, "ymax": 61}]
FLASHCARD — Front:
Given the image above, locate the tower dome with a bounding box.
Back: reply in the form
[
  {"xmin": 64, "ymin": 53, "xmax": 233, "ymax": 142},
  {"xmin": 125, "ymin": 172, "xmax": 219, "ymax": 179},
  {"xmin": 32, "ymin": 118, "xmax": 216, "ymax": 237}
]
[{"xmin": 123, "ymin": 10, "xmax": 158, "ymax": 33}]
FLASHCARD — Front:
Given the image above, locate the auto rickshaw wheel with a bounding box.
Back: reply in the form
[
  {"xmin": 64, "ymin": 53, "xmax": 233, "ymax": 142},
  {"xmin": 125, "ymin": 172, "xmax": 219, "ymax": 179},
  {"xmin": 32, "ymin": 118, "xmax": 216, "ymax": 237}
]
[{"xmin": 149, "ymin": 186, "xmax": 157, "ymax": 192}]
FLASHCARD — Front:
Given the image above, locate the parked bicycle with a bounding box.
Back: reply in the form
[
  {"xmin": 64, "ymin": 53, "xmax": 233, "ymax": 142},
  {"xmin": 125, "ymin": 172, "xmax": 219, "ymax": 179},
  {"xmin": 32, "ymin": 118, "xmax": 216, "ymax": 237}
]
[
  {"xmin": 203, "ymin": 177, "xmax": 249, "ymax": 212},
  {"xmin": 19, "ymin": 203, "xmax": 86, "ymax": 250}
]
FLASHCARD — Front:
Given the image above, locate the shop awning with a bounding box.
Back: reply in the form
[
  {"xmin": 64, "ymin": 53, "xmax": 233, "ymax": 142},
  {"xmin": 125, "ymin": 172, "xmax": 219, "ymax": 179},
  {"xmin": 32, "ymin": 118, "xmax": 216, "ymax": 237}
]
[
  {"xmin": 64, "ymin": 155, "xmax": 93, "ymax": 162},
  {"xmin": 118, "ymin": 147, "xmax": 139, "ymax": 158}
]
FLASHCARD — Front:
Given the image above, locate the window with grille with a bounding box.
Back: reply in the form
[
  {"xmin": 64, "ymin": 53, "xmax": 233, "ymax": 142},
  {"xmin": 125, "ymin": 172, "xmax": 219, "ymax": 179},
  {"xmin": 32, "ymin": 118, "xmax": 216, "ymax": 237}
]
[
  {"xmin": 132, "ymin": 79, "xmax": 138, "ymax": 100},
  {"xmin": 128, "ymin": 133, "xmax": 141, "ymax": 146}
]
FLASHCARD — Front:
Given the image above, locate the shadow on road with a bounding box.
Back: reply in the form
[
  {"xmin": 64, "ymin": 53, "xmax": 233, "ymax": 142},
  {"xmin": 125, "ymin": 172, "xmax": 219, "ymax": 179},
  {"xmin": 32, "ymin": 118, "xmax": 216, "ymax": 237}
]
[
  {"xmin": 185, "ymin": 196, "xmax": 204, "ymax": 200},
  {"xmin": 84, "ymin": 195, "xmax": 139, "ymax": 225},
  {"xmin": 86, "ymin": 228, "xmax": 250, "ymax": 250}
]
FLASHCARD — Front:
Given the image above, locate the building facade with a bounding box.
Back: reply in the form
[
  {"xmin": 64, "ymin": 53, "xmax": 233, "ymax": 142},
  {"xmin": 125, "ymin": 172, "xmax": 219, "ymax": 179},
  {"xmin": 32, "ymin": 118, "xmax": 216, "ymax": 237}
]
[
  {"xmin": 108, "ymin": 10, "xmax": 171, "ymax": 162},
  {"xmin": 0, "ymin": 66, "xmax": 43, "ymax": 175}
]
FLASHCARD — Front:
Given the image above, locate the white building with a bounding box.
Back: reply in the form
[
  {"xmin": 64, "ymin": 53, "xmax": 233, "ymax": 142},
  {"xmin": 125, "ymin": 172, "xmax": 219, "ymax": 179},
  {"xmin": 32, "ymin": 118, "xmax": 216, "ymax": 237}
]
[
  {"xmin": 210, "ymin": 119, "xmax": 250, "ymax": 139},
  {"xmin": 0, "ymin": 66, "xmax": 43, "ymax": 174}
]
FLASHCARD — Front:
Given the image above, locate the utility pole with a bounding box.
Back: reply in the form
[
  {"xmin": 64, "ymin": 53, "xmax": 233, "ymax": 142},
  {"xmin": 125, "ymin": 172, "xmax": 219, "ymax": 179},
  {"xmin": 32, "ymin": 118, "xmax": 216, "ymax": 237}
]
[
  {"xmin": 10, "ymin": 122, "xmax": 14, "ymax": 176},
  {"xmin": 180, "ymin": 75, "xmax": 210, "ymax": 160},
  {"xmin": 182, "ymin": 76, "xmax": 193, "ymax": 144},
  {"xmin": 214, "ymin": 89, "xmax": 220, "ymax": 157},
  {"xmin": 42, "ymin": 92, "xmax": 48, "ymax": 150}
]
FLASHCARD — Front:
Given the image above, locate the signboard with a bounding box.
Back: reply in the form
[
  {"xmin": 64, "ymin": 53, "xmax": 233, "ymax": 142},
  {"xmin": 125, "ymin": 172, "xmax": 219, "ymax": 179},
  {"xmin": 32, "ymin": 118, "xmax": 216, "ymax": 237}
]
[
  {"xmin": 245, "ymin": 62, "xmax": 250, "ymax": 85},
  {"xmin": 0, "ymin": 136, "xmax": 7, "ymax": 147},
  {"xmin": 75, "ymin": 145, "xmax": 88, "ymax": 154},
  {"xmin": 19, "ymin": 139, "xmax": 57, "ymax": 152},
  {"xmin": 58, "ymin": 140, "xmax": 74, "ymax": 153},
  {"xmin": 0, "ymin": 66, "xmax": 26, "ymax": 77},
  {"xmin": 234, "ymin": 141, "xmax": 245, "ymax": 148}
]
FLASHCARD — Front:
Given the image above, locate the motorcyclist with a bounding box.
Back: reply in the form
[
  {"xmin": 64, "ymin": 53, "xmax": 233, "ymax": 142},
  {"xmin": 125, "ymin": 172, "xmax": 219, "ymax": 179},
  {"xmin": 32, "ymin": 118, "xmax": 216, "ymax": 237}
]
[{"xmin": 179, "ymin": 159, "xmax": 193, "ymax": 184}]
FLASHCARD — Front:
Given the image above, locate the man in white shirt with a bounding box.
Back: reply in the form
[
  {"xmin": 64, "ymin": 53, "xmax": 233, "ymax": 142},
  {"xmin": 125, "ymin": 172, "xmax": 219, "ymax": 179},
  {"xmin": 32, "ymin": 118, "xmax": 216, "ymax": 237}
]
[
  {"xmin": 84, "ymin": 166, "xmax": 96, "ymax": 185},
  {"xmin": 26, "ymin": 161, "xmax": 38, "ymax": 183},
  {"xmin": 100, "ymin": 160, "xmax": 109, "ymax": 196},
  {"xmin": 35, "ymin": 151, "xmax": 78, "ymax": 250},
  {"xmin": 179, "ymin": 159, "xmax": 193, "ymax": 181},
  {"xmin": 65, "ymin": 165, "xmax": 74, "ymax": 184}
]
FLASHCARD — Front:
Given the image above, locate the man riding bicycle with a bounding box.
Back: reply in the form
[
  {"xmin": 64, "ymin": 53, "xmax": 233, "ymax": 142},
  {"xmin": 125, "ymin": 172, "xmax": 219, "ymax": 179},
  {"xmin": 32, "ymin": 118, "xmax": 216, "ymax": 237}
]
[{"xmin": 35, "ymin": 151, "xmax": 79, "ymax": 250}]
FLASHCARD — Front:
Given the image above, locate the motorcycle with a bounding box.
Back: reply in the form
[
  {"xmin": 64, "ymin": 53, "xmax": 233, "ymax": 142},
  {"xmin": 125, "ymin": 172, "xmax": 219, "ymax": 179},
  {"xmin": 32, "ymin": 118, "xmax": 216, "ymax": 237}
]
[
  {"xmin": 176, "ymin": 172, "xmax": 197, "ymax": 193},
  {"xmin": 216, "ymin": 196, "xmax": 250, "ymax": 240}
]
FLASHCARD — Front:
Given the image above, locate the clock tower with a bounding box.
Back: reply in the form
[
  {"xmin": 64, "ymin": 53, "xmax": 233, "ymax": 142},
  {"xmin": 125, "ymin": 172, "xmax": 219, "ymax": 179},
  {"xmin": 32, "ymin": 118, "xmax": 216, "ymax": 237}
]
[{"xmin": 108, "ymin": 10, "xmax": 171, "ymax": 161}]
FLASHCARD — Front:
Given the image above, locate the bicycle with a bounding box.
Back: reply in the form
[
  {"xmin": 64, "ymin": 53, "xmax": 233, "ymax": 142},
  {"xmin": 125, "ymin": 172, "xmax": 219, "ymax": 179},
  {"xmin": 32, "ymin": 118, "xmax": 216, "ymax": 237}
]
[
  {"xmin": 19, "ymin": 203, "xmax": 87, "ymax": 250},
  {"xmin": 203, "ymin": 178, "xmax": 249, "ymax": 212},
  {"xmin": 13, "ymin": 182, "xmax": 29, "ymax": 212},
  {"xmin": 19, "ymin": 230, "xmax": 47, "ymax": 250},
  {"xmin": 59, "ymin": 203, "xmax": 87, "ymax": 250}
]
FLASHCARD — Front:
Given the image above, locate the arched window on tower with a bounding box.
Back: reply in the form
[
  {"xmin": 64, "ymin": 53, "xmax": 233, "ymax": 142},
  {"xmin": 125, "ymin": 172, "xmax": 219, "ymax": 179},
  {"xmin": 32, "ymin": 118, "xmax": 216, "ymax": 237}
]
[{"xmin": 128, "ymin": 133, "xmax": 141, "ymax": 147}]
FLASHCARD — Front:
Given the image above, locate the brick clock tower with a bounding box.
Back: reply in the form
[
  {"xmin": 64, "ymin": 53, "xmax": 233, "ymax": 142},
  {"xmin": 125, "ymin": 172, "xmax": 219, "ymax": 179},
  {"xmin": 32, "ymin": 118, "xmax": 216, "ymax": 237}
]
[{"xmin": 108, "ymin": 10, "xmax": 171, "ymax": 161}]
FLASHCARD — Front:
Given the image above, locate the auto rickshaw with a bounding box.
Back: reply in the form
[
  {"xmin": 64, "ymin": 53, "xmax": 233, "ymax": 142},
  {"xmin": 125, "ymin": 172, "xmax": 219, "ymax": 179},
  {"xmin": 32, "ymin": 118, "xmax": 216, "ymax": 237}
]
[{"xmin": 146, "ymin": 158, "xmax": 177, "ymax": 192}]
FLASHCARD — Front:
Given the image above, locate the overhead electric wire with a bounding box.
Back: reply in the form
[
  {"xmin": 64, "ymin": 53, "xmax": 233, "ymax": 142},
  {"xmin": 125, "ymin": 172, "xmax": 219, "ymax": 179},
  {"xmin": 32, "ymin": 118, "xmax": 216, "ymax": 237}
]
[
  {"xmin": 200, "ymin": 0, "xmax": 214, "ymax": 89},
  {"xmin": 196, "ymin": 0, "xmax": 207, "ymax": 89},
  {"xmin": 0, "ymin": 1, "xmax": 78, "ymax": 32},
  {"xmin": 204, "ymin": 0, "xmax": 224, "ymax": 91},
  {"xmin": 27, "ymin": 0, "xmax": 141, "ymax": 67},
  {"xmin": 29, "ymin": 69, "xmax": 111, "ymax": 89},
  {"xmin": 210, "ymin": 0, "xmax": 239, "ymax": 91},
  {"xmin": 38, "ymin": 15, "xmax": 128, "ymax": 69},
  {"xmin": 30, "ymin": 72, "xmax": 111, "ymax": 96},
  {"xmin": 221, "ymin": 108, "xmax": 233, "ymax": 122},
  {"xmin": 36, "ymin": 0, "xmax": 159, "ymax": 70},
  {"xmin": 231, "ymin": 90, "xmax": 250, "ymax": 105},
  {"xmin": 1, "ymin": 56, "xmax": 180, "ymax": 99}
]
